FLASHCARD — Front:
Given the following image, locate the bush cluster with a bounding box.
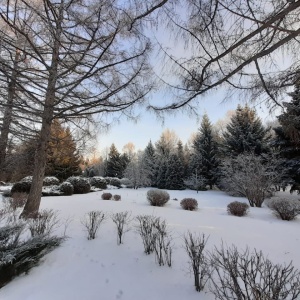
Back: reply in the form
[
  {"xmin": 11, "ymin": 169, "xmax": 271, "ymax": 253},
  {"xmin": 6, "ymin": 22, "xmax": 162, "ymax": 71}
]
[
  {"xmin": 227, "ymin": 201, "xmax": 249, "ymax": 217},
  {"xmin": 113, "ymin": 194, "xmax": 121, "ymax": 201},
  {"xmin": 180, "ymin": 198, "xmax": 198, "ymax": 211},
  {"xmin": 101, "ymin": 193, "xmax": 112, "ymax": 200},
  {"xmin": 89, "ymin": 177, "xmax": 107, "ymax": 189},
  {"xmin": 269, "ymin": 198, "xmax": 300, "ymax": 221},
  {"xmin": 43, "ymin": 177, "xmax": 60, "ymax": 186},
  {"xmin": 59, "ymin": 182, "xmax": 74, "ymax": 196},
  {"xmin": 147, "ymin": 189, "xmax": 170, "ymax": 207},
  {"xmin": 11, "ymin": 181, "xmax": 31, "ymax": 194},
  {"xmin": 66, "ymin": 177, "xmax": 91, "ymax": 194},
  {"xmin": 105, "ymin": 177, "xmax": 121, "ymax": 188}
]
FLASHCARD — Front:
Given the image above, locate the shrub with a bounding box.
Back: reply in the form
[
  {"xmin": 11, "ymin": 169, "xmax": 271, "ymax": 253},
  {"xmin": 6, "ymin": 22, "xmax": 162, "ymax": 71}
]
[
  {"xmin": 59, "ymin": 182, "xmax": 74, "ymax": 196},
  {"xmin": 147, "ymin": 189, "xmax": 170, "ymax": 207},
  {"xmin": 113, "ymin": 194, "xmax": 121, "ymax": 201},
  {"xmin": 120, "ymin": 178, "xmax": 133, "ymax": 188},
  {"xmin": 42, "ymin": 185, "xmax": 62, "ymax": 196},
  {"xmin": 66, "ymin": 176, "xmax": 90, "ymax": 194},
  {"xmin": 180, "ymin": 198, "xmax": 198, "ymax": 211},
  {"xmin": 209, "ymin": 244, "xmax": 300, "ymax": 300},
  {"xmin": 89, "ymin": 177, "xmax": 107, "ymax": 189},
  {"xmin": 43, "ymin": 177, "xmax": 60, "ymax": 186},
  {"xmin": 11, "ymin": 181, "xmax": 31, "ymax": 194},
  {"xmin": 105, "ymin": 177, "xmax": 121, "ymax": 188},
  {"xmin": 111, "ymin": 211, "xmax": 132, "ymax": 245},
  {"xmin": 0, "ymin": 223, "xmax": 64, "ymax": 289},
  {"xmin": 20, "ymin": 176, "xmax": 33, "ymax": 183},
  {"xmin": 227, "ymin": 201, "xmax": 249, "ymax": 217},
  {"xmin": 269, "ymin": 198, "xmax": 300, "ymax": 221},
  {"xmin": 101, "ymin": 193, "xmax": 112, "ymax": 200},
  {"xmin": 8, "ymin": 192, "xmax": 28, "ymax": 210},
  {"xmin": 81, "ymin": 211, "xmax": 106, "ymax": 240}
]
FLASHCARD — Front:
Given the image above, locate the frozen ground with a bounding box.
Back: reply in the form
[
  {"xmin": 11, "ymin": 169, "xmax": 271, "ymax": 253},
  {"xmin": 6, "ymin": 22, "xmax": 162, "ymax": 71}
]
[{"xmin": 0, "ymin": 188, "xmax": 299, "ymax": 300}]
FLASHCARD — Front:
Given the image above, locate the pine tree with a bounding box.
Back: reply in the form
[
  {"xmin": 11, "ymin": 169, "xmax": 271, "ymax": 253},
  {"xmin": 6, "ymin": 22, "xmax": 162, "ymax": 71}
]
[
  {"xmin": 46, "ymin": 120, "xmax": 81, "ymax": 180},
  {"xmin": 165, "ymin": 153, "xmax": 185, "ymax": 190},
  {"xmin": 274, "ymin": 79, "xmax": 300, "ymax": 191},
  {"xmin": 223, "ymin": 105, "xmax": 271, "ymax": 156},
  {"xmin": 105, "ymin": 144, "xmax": 123, "ymax": 178},
  {"xmin": 191, "ymin": 114, "xmax": 220, "ymax": 189}
]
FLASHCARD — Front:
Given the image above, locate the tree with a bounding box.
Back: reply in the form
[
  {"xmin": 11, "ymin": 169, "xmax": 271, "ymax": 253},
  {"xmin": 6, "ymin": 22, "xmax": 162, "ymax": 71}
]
[
  {"xmin": 177, "ymin": 140, "xmax": 189, "ymax": 179},
  {"xmin": 150, "ymin": 1, "xmax": 300, "ymax": 112},
  {"xmin": 222, "ymin": 105, "xmax": 271, "ymax": 156},
  {"xmin": 105, "ymin": 144, "xmax": 123, "ymax": 178},
  {"xmin": 165, "ymin": 153, "xmax": 185, "ymax": 190},
  {"xmin": 140, "ymin": 140, "xmax": 157, "ymax": 187},
  {"xmin": 191, "ymin": 114, "xmax": 220, "ymax": 189},
  {"xmin": 273, "ymin": 79, "xmax": 300, "ymax": 191},
  {"xmin": 220, "ymin": 152, "xmax": 284, "ymax": 207},
  {"xmin": 46, "ymin": 120, "xmax": 81, "ymax": 181},
  {"xmin": 0, "ymin": 0, "xmax": 169, "ymax": 217}
]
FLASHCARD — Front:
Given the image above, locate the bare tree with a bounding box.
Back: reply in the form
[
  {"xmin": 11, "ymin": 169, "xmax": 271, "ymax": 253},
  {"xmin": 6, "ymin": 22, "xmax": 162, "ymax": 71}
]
[
  {"xmin": 151, "ymin": 0, "xmax": 300, "ymax": 112},
  {"xmin": 0, "ymin": 0, "xmax": 170, "ymax": 218}
]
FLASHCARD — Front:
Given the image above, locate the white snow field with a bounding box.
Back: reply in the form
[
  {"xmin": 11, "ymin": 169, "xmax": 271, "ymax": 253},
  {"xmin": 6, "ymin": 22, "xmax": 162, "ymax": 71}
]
[{"xmin": 0, "ymin": 188, "xmax": 299, "ymax": 300}]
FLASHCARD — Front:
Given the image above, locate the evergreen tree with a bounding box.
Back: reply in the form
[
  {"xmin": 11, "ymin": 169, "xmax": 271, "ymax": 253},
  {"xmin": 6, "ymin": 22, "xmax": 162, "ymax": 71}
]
[
  {"xmin": 105, "ymin": 144, "xmax": 123, "ymax": 178},
  {"xmin": 141, "ymin": 141, "xmax": 156, "ymax": 186},
  {"xmin": 46, "ymin": 120, "xmax": 81, "ymax": 180},
  {"xmin": 274, "ymin": 79, "xmax": 300, "ymax": 191},
  {"xmin": 156, "ymin": 159, "xmax": 168, "ymax": 189},
  {"xmin": 191, "ymin": 114, "xmax": 220, "ymax": 189},
  {"xmin": 177, "ymin": 140, "xmax": 189, "ymax": 178},
  {"xmin": 223, "ymin": 105, "xmax": 271, "ymax": 156},
  {"xmin": 165, "ymin": 153, "xmax": 185, "ymax": 190}
]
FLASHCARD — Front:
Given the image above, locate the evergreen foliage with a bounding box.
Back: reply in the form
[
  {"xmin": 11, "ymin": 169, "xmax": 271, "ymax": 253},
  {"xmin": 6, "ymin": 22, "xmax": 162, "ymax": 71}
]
[
  {"xmin": 105, "ymin": 144, "xmax": 124, "ymax": 178},
  {"xmin": 191, "ymin": 114, "xmax": 220, "ymax": 189},
  {"xmin": 141, "ymin": 141, "xmax": 156, "ymax": 187},
  {"xmin": 223, "ymin": 105, "xmax": 271, "ymax": 156},
  {"xmin": 165, "ymin": 153, "xmax": 185, "ymax": 190}
]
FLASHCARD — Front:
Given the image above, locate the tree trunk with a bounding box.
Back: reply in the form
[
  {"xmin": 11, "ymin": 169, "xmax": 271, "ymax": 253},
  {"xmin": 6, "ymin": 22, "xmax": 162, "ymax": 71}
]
[
  {"xmin": 20, "ymin": 4, "xmax": 62, "ymax": 218},
  {"xmin": 0, "ymin": 51, "xmax": 20, "ymax": 179}
]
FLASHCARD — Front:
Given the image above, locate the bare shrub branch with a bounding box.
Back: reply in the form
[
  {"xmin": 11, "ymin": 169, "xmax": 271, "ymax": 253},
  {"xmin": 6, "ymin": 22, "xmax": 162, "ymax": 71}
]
[
  {"xmin": 81, "ymin": 211, "xmax": 106, "ymax": 240},
  {"xmin": 111, "ymin": 211, "xmax": 132, "ymax": 245}
]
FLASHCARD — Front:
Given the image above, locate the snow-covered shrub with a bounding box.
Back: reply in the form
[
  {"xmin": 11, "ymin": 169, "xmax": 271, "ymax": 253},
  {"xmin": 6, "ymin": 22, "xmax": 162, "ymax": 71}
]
[
  {"xmin": 11, "ymin": 181, "xmax": 31, "ymax": 194},
  {"xmin": 66, "ymin": 176, "xmax": 90, "ymax": 194},
  {"xmin": 111, "ymin": 211, "xmax": 132, "ymax": 245},
  {"xmin": 27, "ymin": 209, "xmax": 60, "ymax": 237},
  {"xmin": 184, "ymin": 232, "xmax": 210, "ymax": 292},
  {"xmin": 81, "ymin": 211, "xmax": 106, "ymax": 240},
  {"xmin": 180, "ymin": 198, "xmax": 198, "ymax": 211},
  {"xmin": 119, "ymin": 178, "xmax": 133, "ymax": 188},
  {"xmin": 268, "ymin": 198, "xmax": 300, "ymax": 221},
  {"xmin": 20, "ymin": 176, "xmax": 33, "ymax": 183},
  {"xmin": 101, "ymin": 193, "xmax": 112, "ymax": 200},
  {"xmin": 42, "ymin": 185, "xmax": 62, "ymax": 196},
  {"xmin": 1, "ymin": 189, "xmax": 11, "ymax": 198},
  {"xmin": 209, "ymin": 244, "xmax": 300, "ymax": 300},
  {"xmin": 89, "ymin": 177, "xmax": 107, "ymax": 189},
  {"xmin": 113, "ymin": 194, "xmax": 121, "ymax": 201},
  {"xmin": 227, "ymin": 201, "xmax": 249, "ymax": 217},
  {"xmin": 184, "ymin": 174, "xmax": 207, "ymax": 192},
  {"xmin": 43, "ymin": 177, "xmax": 60, "ymax": 186},
  {"xmin": 0, "ymin": 223, "xmax": 64, "ymax": 289},
  {"xmin": 135, "ymin": 215, "xmax": 159, "ymax": 255},
  {"xmin": 147, "ymin": 189, "xmax": 170, "ymax": 207},
  {"xmin": 220, "ymin": 152, "xmax": 284, "ymax": 207},
  {"xmin": 105, "ymin": 177, "xmax": 121, "ymax": 188},
  {"xmin": 59, "ymin": 182, "xmax": 74, "ymax": 196}
]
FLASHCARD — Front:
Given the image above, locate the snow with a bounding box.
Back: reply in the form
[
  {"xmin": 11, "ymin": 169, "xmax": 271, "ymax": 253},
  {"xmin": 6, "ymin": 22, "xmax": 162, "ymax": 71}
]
[{"xmin": 0, "ymin": 188, "xmax": 299, "ymax": 300}]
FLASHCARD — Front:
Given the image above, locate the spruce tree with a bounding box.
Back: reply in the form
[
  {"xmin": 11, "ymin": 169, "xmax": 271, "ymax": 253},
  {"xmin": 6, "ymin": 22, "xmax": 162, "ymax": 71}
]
[
  {"xmin": 223, "ymin": 105, "xmax": 271, "ymax": 156},
  {"xmin": 165, "ymin": 153, "xmax": 185, "ymax": 190},
  {"xmin": 105, "ymin": 144, "xmax": 123, "ymax": 178},
  {"xmin": 177, "ymin": 140, "xmax": 189, "ymax": 179},
  {"xmin": 274, "ymin": 79, "xmax": 300, "ymax": 191},
  {"xmin": 141, "ymin": 141, "xmax": 156, "ymax": 186},
  {"xmin": 191, "ymin": 114, "xmax": 220, "ymax": 189}
]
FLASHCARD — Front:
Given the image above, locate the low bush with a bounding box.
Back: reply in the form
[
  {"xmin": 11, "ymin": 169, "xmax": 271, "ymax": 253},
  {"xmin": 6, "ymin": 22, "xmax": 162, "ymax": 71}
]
[
  {"xmin": 59, "ymin": 182, "xmax": 74, "ymax": 196},
  {"xmin": 101, "ymin": 193, "xmax": 112, "ymax": 200},
  {"xmin": 89, "ymin": 177, "xmax": 107, "ymax": 189},
  {"xmin": 269, "ymin": 198, "xmax": 300, "ymax": 221},
  {"xmin": 227, "ymin": 201, "xmax": 249, "ymax": 217},
  {"xmin": 180, "ymin": 198, "xmax": 198, "ymax": 211},
  {"xmin": 20, "ymin": 176, "xmax": 33, "ymax": 183},
  {"xmin": 42, "ymin": 185, "xmax": 62, "ymax": 196},
  {"xmin": 11, "ymin": 181, "xmax": 31, "ymax": 194},
  {"xmin": 66, "ymin": 177, "xmax": 91, "ymax": 194},
  {"xmin": 113, "ymin": 194, "xmax": 121, "ymax": 201},
  {"xmin": 81, "ymin": 211, "xmax": 106, "ymax": 240},
  {"xmin": 105, "ymin": 177, "xmax": 121, "ymax": 188},
  {"xmin": 119, "ymin": 178, "xmax": 133, "ymax": 188},
  {"xmin": 43, "ymin": 177, "xmax": 60, "ymax": 186},
  {"xmin": 8, "ymin": 192, "xmax": 28, "ymax": 210},
  {"xmin": 147, "ymin": 189, "xmax": 170, "ymax": 207}
]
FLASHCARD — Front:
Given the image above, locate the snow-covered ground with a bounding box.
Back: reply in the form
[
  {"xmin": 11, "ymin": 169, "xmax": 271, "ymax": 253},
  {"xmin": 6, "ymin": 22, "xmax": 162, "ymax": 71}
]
[{"xmin": 0, "ymin": 188, "xmax": 299, "ymax": 300}]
